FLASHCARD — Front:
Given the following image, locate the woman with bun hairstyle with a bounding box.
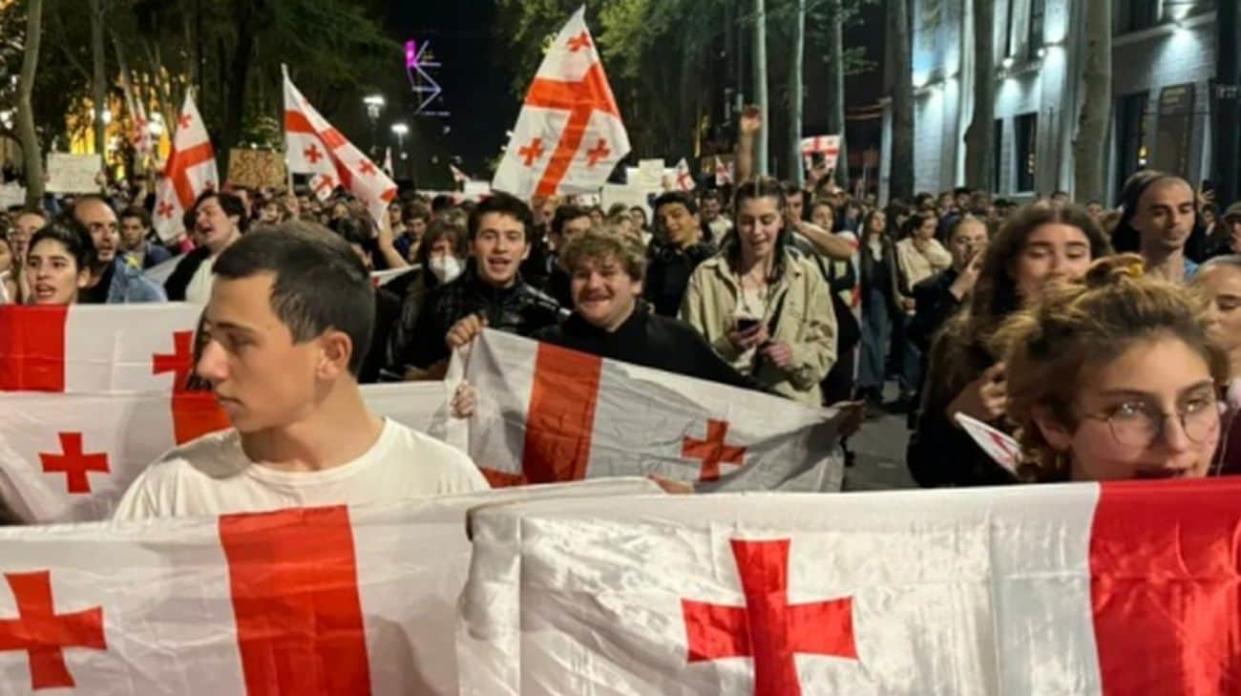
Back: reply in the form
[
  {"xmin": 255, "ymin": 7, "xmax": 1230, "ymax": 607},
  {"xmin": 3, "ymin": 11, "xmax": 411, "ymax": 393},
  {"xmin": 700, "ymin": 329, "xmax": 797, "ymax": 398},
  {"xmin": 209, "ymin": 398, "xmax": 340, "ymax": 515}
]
[{"xmin": 993, "ymin": 255, "xmax": 1225, "ymax": 481}]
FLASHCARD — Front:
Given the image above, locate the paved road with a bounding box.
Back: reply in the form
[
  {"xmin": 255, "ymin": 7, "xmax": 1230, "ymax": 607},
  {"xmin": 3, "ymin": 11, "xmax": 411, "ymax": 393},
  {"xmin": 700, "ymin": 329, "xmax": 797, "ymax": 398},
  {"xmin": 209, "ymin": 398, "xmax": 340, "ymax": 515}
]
[{"xmin": 841, "ymin": 393, "xmax": 918, "ymax": 492}]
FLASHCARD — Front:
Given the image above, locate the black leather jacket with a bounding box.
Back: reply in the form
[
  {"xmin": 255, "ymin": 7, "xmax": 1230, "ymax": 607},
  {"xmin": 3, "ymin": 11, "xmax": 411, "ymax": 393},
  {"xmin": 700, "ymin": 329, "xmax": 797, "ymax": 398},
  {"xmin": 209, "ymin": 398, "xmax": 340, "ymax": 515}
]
[
  {"xmin": 643, "ymin": 238, "xmax": 717, "ymax": 316},
  {"xmin": 404, "ymin": 263, "xmax": 565, "ymax": 370}
]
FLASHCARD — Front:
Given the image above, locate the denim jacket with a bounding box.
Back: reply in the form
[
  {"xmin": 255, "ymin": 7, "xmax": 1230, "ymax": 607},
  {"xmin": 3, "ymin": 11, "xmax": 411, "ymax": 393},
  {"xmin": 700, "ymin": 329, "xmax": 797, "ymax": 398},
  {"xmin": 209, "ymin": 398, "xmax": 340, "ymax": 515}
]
[{"xmin": 107, "ymin": 257, "xmax": 167, "ymax": 304}]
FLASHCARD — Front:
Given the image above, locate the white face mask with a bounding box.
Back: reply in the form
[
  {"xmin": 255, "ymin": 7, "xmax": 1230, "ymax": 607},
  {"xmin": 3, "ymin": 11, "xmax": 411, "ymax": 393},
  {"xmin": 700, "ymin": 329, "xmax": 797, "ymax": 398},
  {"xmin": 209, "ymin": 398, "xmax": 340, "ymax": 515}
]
[{"xmin": 429, "ymin": 255, "xmax": 464, "ymax": 284}]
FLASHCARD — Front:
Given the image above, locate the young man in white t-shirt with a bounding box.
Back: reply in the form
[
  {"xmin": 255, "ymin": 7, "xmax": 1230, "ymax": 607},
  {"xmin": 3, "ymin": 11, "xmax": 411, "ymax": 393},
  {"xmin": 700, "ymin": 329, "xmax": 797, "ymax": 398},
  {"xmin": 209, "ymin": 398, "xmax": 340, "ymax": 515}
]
[{"xmin": 114, "ymin": 222, "xmax": 487, "ymax": 520}]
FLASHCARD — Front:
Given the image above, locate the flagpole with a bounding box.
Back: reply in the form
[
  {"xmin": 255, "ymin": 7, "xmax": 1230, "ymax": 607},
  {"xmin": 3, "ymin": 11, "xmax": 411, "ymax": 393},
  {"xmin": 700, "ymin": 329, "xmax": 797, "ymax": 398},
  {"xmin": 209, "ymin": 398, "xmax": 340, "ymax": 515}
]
[{"xmin": 281, "ymin": 64, "xmax": 293, "ymax": 195}]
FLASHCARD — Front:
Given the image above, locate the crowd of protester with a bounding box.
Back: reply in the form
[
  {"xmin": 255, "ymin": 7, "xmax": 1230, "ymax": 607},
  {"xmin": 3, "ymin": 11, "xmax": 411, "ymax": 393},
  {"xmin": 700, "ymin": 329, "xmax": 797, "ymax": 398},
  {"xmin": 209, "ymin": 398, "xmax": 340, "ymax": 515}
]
[{"xmin": 2, "ymin": 140, "xmax": 1240, "ymax": 498}]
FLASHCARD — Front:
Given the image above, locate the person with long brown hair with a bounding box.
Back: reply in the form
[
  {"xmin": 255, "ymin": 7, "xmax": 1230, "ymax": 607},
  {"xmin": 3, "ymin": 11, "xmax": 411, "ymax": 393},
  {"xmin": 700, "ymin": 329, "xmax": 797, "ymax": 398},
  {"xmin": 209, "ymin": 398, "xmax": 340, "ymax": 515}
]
[
  {"xmin": 994, "ymin": 256, "xmax": 1225, "ymax": 481},
  {"xmin": 907, "ymin": 204, "xmax": 1112, "ymax": 486},
  {"xmin": 680, "ymin": 177, "xmax": 836, "ymax": 406}
]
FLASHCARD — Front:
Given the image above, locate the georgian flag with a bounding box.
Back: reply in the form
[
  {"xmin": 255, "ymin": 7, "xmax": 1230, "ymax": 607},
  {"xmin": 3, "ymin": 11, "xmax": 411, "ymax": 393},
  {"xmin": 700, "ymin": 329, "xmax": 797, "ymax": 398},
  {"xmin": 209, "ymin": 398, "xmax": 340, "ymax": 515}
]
[
  {"xmin": 460, "ymin": 479, "xmax": 1241, "ymax": 695},
  {"xmin": 492, "ymin": 6, "xmax": 630, "ymax": 200},
  {"xmin": 0, "ymin": 382, "xmax": 463, "ymax": 524},
  {"xmin": 0, "ymin": 479, "xmax": 661, "ymax": 695},
  {"xmin": 0, "ymin": 304, "xmax": 204, "ymax": 393},
  {"xmin": 714, "ymin": 155, "xmax": 734, "ymax": 186},
  {"xmin": 674, "ymin": 157, "xmax": 696, "ymax": 191},
  {"xmin": 283, "ymin": 67, "xmax": 397, "ymax": 229},
  {"xmin": 464, "ymin": 330, "xmax": 846, "ymax": 491},
  {"xmin": 152, "ymin": 92, "xmax": 217, "ymax": 243}
]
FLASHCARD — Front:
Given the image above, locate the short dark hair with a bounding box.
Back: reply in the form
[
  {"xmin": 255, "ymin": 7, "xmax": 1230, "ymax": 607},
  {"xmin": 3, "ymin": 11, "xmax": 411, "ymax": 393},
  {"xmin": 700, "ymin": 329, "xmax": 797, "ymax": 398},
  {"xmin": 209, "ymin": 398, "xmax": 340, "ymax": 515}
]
[
  {"xmin": 652, "ymin": 191, "xmax": 699, "ymax": 217},
  {"xmin": 119, "ymin": 205, "xmax": 151, "ymax": 229},
  {"xmin": 193, "ymin": 191, "xmax": 248, "ymax": 232},
  {"xmin": 431, "ymin": 194, "xmax": 456, "ymax": 215},
  {"xmin": 212, "ymin": 221, "xmax": 375, "ymax": 376},
  {"xmin": 467, "ymin": 191, "xmax": 533, "ymax": 241},
  {"xmin": 953, "ymin": 186, "xmax": 972, "ymax": 198},
  {"xmin": 329, "ymin": 215, "xmax": 372, "ymax": 249},
  {"xmin": 402, "ymin": 202, "xmax": 431, "ymax": 225},
  {"xmin": 551, "ymin": 204, "xmax": 592, "ymax": 236},
  {"xmin": 28, "ymin": 220, "xmax": 93, "ymax": 272}
]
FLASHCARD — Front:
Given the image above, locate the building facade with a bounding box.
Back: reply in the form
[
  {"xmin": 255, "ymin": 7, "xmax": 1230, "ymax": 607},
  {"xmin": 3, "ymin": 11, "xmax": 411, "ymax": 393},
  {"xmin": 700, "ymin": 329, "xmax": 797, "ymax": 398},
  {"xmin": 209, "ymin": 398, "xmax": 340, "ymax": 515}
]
[{"xmin": 898, "ymin": 0, "xmax": 1218, "ymax": 203}]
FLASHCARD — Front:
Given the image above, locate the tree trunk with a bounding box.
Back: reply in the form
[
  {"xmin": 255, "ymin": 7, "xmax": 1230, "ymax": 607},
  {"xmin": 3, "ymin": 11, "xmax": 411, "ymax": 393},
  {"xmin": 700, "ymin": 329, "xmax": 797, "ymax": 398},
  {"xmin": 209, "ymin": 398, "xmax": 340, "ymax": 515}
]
[
  {"xmin": 113, "ymin": 32, "xmax": 144, "ymax": 176},
  {"xmin": 88, "ymin": 0, "xmax": 107, "ymax": 159},
  {"xmin": 825, "ymin": 0, "xmax": 849, "ymax": 188},
  {"xmin": 887, "ymin": 0, "xmax": 915, "ymax": 201},
  {"xmin": 753, "ymin": 0, "xmax": 769, "ymax": 177},
  {"xmin": 789, "ymin": 0, "xmax": 805, "ymax": 187},
  {"xmin": 963, "ymin": 0, "xmax": 996, "ymax": 191},
  {"xmin": 18, "ymin": 0, "xmax": 45, "ymax": 209},
  {"xmin": 1072, "ymin": 0, "xmax": 1112, "ymax": 204}
]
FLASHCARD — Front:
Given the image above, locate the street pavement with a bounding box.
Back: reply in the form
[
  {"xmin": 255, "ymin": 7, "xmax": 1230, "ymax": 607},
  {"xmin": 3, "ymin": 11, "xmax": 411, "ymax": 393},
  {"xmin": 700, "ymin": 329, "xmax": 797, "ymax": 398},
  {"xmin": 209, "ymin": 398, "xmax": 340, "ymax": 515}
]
[{"xmin": 841, "ymin": 393, "xmax": 918, "ymax": 492}]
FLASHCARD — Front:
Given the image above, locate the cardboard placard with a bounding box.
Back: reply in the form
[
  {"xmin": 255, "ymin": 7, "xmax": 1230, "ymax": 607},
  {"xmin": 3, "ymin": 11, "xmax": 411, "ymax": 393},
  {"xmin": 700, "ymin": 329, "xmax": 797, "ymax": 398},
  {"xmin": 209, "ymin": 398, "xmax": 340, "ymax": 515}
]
[
  {"xmin": 227, "ymin": 149, "xmax": 286, "ymax": 190},
  {"xmin": 45, "ymin": 153, "xmax": 103, "ymax": 194}
]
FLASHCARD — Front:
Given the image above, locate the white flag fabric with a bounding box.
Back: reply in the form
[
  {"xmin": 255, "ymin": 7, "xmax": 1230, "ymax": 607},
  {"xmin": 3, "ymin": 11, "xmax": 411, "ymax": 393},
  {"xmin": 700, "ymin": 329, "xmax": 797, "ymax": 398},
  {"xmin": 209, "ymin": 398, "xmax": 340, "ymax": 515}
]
[
  {"xmin": 459, "ymin": 479, "xmax": 1241, "ymax": 695},
  {"xmin": 0, "ymin": 382, "xmax": 460, "ymax": 524},
  {"xmin": 464, "ymin": 330, "xmax": 845, "ymax": 491},
  {"xmin": 0, "ymin": 304, "xmax": 204, "ymax": 393},
  {"xmin": 714, "ymin": 156, "xmax": 734, "ymax": 186},
  {"xmin": 674, "ymin": 157, "xmax": 696, "ymax": 191},
  {"xmin": 492, "ymin": 7, "xmax": 629, "ymax": 200},
  {"xmin": 283, "ymin": 68, "xmax": 397, "ymax": 228},
  {"xmin": 152, "ymin": 93, "xmax": 217, "ymax": 243},
  {"xmin": 0, "ymin": 479, "xmax": 661, "ymax": 695},
  {"xmin": 801, "ymin": 134, "xmax": 842, "ymax": 173}
]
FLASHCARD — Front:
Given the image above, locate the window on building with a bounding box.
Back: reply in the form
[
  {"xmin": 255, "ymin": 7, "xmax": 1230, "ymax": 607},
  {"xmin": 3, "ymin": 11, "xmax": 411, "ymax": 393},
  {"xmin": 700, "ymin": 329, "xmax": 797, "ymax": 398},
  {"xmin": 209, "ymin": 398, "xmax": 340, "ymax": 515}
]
[
  {"xmin": 1025, "ymin": 0, "xmax": 1047, "ymax": 62},
  {"xmin": 1153, "ymin": 84, "xmax": 1196, "ymax": 177},
  {"xmin": 993, "ymin": 119, "xmax": 1004, "ymax": 193},
  {"xmin": 1002, "ymin": 0, "xmax": 1016, "ymax": 61},
  {"xmin": 1015, "ymin": 113, "xmax": 1038, "ymax": 194},
  {"xmin": 1115, "ymin": 91, "xmax": 1150, "ymax": 197},
  {"xmin": 1117, "ymin": 0, "xmax": 1159, "ymax": 34}
]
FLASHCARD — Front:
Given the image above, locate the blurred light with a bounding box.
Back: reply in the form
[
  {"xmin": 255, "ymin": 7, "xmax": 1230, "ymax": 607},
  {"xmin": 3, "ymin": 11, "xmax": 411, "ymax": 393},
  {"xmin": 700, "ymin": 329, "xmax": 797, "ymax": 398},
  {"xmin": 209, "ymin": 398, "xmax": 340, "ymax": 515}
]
[
  {"xmin": 1002, "ymin": 56, "xmax": 1014, "ymax": 69},
  {"xmin": 404, "ymin": 40, "xmax": 418, "ymax": 69},
  {"xmin": 101, "ymin": 109, "xmax": 112, "ymax": 125},
  {"xmin": 363, "ymin": 94, "xmax": 386, "ymax": 108},
  {"xmin": 912, "ymin": 73, "xmax": 929, "ymax": 89},
  {"xmin": 390, "ymin": 122, "xmax": 409, "ymax": 136},
  {"xmin": 1037, "ymin": 47, "xmax": 1048, "ymax": 59}
]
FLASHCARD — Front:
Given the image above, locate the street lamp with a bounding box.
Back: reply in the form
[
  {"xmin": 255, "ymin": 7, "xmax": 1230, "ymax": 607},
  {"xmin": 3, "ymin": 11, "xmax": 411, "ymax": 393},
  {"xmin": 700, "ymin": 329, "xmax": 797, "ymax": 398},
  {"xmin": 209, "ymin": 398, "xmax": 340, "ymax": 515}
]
[
  {"xmin": 363, "ymin": 93, "xmax": 385, "ymax": 156},
  {"xmin": 391, "ymin": 122, "xmax": 409, "ymax": 180}
]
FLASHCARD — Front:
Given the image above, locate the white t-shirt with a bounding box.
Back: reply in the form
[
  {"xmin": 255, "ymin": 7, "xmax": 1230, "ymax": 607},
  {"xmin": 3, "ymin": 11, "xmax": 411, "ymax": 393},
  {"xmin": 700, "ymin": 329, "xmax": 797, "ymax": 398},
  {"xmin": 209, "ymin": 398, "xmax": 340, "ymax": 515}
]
[
  {"xmin": 184, "ymin": 255, "xmax": 215, "ymax": 304},
  {"xmin": 113, "ymin": 419, "xmax": 488, "ymax": 520}
]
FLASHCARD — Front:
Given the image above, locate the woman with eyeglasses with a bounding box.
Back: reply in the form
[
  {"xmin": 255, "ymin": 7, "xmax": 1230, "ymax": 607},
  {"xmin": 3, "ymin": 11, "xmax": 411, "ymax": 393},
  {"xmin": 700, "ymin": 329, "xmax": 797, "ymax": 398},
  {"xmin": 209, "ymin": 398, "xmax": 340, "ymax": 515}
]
[{"xmin": 993, "ymin": 255, "xmax": 1225, "ymax": 481}]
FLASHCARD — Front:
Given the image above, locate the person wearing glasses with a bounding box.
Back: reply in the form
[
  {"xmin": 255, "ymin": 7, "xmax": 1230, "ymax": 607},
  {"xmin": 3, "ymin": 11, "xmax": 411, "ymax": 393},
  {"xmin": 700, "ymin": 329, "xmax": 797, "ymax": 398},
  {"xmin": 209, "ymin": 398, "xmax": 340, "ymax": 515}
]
[
  {"xmin": 994, "ymin": 255, "xmax": 1225, "ymax": 481},
  {"xmin": 69, "ymin": 196, "xmax": 166, "ymax": 303}
]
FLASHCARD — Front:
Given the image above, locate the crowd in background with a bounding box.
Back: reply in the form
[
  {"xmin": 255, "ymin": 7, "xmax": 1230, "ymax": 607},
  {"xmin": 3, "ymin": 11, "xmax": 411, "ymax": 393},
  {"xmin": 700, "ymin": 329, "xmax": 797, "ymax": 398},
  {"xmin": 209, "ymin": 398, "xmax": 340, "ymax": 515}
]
[{"xmin": 2, "ymin": 140, "xmax": 1240, "ymax": 488}]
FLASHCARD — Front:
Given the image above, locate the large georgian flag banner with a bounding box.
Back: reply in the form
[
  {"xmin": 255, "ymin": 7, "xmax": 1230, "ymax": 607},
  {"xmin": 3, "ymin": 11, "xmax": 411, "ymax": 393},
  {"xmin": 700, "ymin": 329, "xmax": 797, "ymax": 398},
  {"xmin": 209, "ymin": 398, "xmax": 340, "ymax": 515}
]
[
  {"xmin": 283, "ymin": 67, "xmax": 397, "ymax": 228},
  {"xmin": 0, "ymin": 479, "xmax": 661, "ymax": 695},
  {"xmin": 0, "ymin": 304, "xmax": 204, "ymax": 393},
  {"xmin": 464, "ymin": 329, "xmax": 846, "ymax": 491},
  {"xmin": 152, "ymin": 92, "xmax": 217, "ymax": 243},
  {"xmin": 458, "ymin": 479, "xmax": 1241, "ymax": 695},
  {"xmin": 0, "ymin": 382, "xmax": 462, "ymax": 523},
  {"xmin": 491, "ymin": 6, "xmax": 630, "ymax": 200}
]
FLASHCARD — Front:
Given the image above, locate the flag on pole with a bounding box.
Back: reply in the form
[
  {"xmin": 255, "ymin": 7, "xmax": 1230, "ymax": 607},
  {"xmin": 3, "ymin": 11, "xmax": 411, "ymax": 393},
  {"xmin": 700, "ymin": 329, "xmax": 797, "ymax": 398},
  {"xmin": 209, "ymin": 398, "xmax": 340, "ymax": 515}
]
[
  {"xmin": 674, "ymin": 158, "xmax": 696, "ymax": 191},
  {"xmin": 714, "ymin": 156, "xmax": 734, "ymax": 186},
  {"xmin": 0, "ymin": 381, "xmax": 462, "ymax": 523},
  {"xmin": 463, "ymin": 330, "xmax": 846, "ymax": 491},
  {"xmin": 449, "ymin": 163, "xmax": 469, "ymax": 186},
  {"xmin": 0, "ymin": 479, "xmax": 661, "ymax": 694},
  {"xmin": 801, "ymin": 134, "xmax": 842, "ymax": 174},
  {"xmin": 152, "ymin": 92, "xmax": 217, "ymax": 243},
  {"xmin": 283, "ymin": 67, "xmax": 397, "ymax": 229},
  {"xmin": 492, "ymin": 6, "xmax": 630, "ymax": 200},
  {"xmin": 460, "ymin": 479, "xmax": 1241, "ymax": 695}
]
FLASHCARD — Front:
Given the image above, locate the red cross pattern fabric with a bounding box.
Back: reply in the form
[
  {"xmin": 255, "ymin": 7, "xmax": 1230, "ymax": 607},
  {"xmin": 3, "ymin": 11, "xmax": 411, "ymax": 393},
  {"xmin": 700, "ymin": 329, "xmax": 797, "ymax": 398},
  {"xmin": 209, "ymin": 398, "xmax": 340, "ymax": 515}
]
[
  {"xmin": 0, "ymin": 479, "xmax": 662, "ymax": 695},
  {"xmin": 491, "ymin": 7, "xmax": 630, "ymax": 201},
  {"xmin": 152, "ymin": 92, "xmax": 218, "ymax": 243},
  {"xmin": 283, "ymin": 68, "xmax": 397, "ymax": 229},
  {"xmin": 800, "ymin": 134, "xmax": 842, "ymax": 174},
  {"xmin": 0, "ymin": 304, "xmax": 204, "ymax": 393},
  {"xmin": 674, "ymin": 157, "xmax": 696, "ymax": 191},
  {"xmin": 0, "ymin": 381, "xmax": 464, "ymax": 524},
  {"xmin": 463, "ymin": 329, "xmax": 846, "ymax": 492},
  {"xmin": 459, "ymin": 478, "xmax": 1241, "ymax": 695},
  {"xmin": 714, "ymin": 155, "xmax": 734, "ymax": 186}
]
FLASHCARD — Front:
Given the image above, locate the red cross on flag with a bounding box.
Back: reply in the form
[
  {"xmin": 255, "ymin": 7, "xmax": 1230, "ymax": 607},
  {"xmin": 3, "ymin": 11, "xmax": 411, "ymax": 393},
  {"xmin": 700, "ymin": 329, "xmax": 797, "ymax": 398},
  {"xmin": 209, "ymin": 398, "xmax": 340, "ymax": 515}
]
[
  {"xmin": 283, "ymin": 68, "xmax": 397, "ymax": 229},
  {"xmin": 674, "ymin": 157, "xmax": 696, "ymax": 192},
  {"xmin": 152, "ymin": 92, "xmax": 217, "ymax": 243},
  {"xmin": 800, "ymin": 134, "xmax": 842, "ymax": 173},
  {"xmin": 0, "ymin": 479, "xmax": 662, "ymax": 693},
  {"xmin": 460, "ymin": 478, "xmax": 1241, "ymax": 695},
  {"xmin": 0, "ymin": 304, "xmax": 205, "ymax": 393},
  {"xmin": 714, "ymin": 156, "xmax": 734, "ymax": 186},
  {"xmin": 0, "ymin": 381, "xmax": 468, "ymax": 523},
  {"xmin": 463, "ymin": 330, "xmax": 846, "ymax": 491},
  {"xmin": 492, "ymin": 7, "xmax": 630, "ymax": 201}
]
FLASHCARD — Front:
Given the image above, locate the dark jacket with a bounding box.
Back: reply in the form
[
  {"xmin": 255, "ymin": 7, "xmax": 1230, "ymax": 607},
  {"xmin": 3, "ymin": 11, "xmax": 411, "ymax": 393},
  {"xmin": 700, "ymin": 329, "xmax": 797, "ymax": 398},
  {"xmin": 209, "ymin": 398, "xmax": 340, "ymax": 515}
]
[
  {"xmin": 407, "ymin": 262, "xmax": 565, "ymax": 369},
  {"xmin": 382, "ymin": 270, "xmax": 441, "ymax": 379},
  {"xmin": 164, "ymin": 246, "xmax": 212, "ymax": 302},
  {"xmin": 909, "ymin": 268, "xmax": 964, "ymax": 352},
  {"xmin": 858, "ymin": 235, "xmax": 902, "ymax": 317},
  {"xmin": 359, "ymin": 286, "xmax": 402, "ymax": 384},
  {"xmin": 643, "ymin": 238, "xmax": 716, "ymax": 317},
  {"xmin": 907, "ymin": 329, "xmax": 1019, "ymax": 487},
  {"xmin": 534, "ymin": 302, "xmax": 759, "ymax": 390}
]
